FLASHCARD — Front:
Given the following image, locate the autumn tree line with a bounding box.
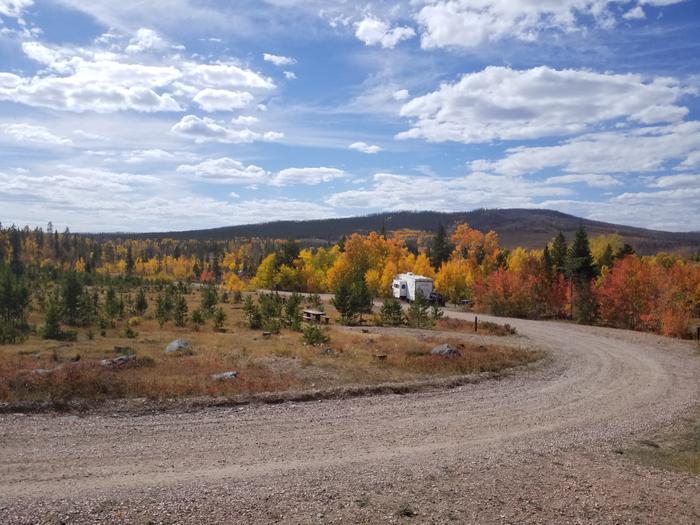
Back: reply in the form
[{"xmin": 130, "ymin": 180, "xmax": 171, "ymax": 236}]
[{"xmin": 1, "ymin": 221, "xmax": 699, "ymax": 342}]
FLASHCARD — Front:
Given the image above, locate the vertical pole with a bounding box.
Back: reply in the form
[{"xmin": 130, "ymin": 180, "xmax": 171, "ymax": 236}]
[
  {"xmin": 474, "ymin": 316, "xmax": 478, "ymax": 333},
  {"xmin": 696, "ymin": 326, "xmax": 700, "ymax": 342}
]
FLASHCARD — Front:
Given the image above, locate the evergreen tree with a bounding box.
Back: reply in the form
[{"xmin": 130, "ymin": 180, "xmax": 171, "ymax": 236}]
[
  {"xmin": 379, "ymin": 298, "xmax": 404, "ymax": 326},
  {"xmin": 134, "ymin": 288, "xmax": 148, "ymax": 316},
  {"xmin": 243, "ymin": 296, "xmax": 262, "ymax": 329},
  {"xmin": 567, "ymin": 226, "xmax": 596, "ymax": 282},
  {"xmin": 430, "ymin": 223, "xmax": 452, "ymax": 270},
  {"xmin": 62, "ymin": 270, "xmax": 83, "ymax": 326},
  {"xmin": 104, "ymin": 286, "xmax": 121, "ymax": 324},
  {"xmin": 406, "ymin": 289, "xmax": 433, "ymax": 328},
  {"xmin": 550, "ymin": 232, "xmax": 568, "ymax": 275},
  {"xmin": 212, "ymin": 306, "xmax": 226, "ymax": 332},
  {"xmin": 8, "ymin": 226, "xmax": 23, "ymax": 277},
  {"xmin": 41, "ymin": 292, "xmax": 65, "ymax": 340},
  {"xmin": 616, "ymin": 243, "xmax": 635, "ymax": 258},
  {"xmin": 200, "ymin": 285, "xmax": 218, "ymax": 315},
  {"xmin": 125, "ymin": 245, "xmax": 135, "ymax": 276},
  {"xmin": 155, "ymin": 293, "xmax": 171, "ymax": 328},
  {"xmin": 0, "ymin": 268, "xmax": 30, "ymax": 343},
  {"xmin": 173, "ymin": 294, "xmax": 188, "ymax": 327},
  {"xmin": 567, "ymin": 226, "xmax": 597, "ymax": 323}
]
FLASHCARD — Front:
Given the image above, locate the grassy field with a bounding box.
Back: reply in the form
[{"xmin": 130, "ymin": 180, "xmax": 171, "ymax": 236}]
[
  {"xmin": 0, "ymin": 292, "xmax": 540, "ymax": 405},
  {"xmin": 624, "ymin": 413, "xmax": 700, "ymax": 476}
]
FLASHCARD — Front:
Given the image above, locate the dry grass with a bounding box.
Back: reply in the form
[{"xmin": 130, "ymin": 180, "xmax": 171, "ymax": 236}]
[
  {"xmin": 0, "ymin": 292, "xmax": 540, "ymax": 405},
  {"xmin": 436, "ymin": 317, "xmax": 517, "ymax": 336},
  {"xmin": 625, "ymin": 413, "xmax": 700, "ymax": 476}
]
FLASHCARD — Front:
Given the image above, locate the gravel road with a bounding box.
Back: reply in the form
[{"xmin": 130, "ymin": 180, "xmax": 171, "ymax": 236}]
[{"xmin": 1, "ymin": 312, "xmax": 699, "ymax": 524}]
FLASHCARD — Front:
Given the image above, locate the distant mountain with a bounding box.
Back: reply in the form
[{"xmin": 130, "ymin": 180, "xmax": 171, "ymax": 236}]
[{"xmin": 96, "ymin": 209, "xmax": 700, "ymax": 254}]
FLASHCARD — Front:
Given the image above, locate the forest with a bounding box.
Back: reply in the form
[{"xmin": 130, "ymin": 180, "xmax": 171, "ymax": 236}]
[{"xmin": 0, "ymin": 219, "xmax": 699, "ymax": 344}]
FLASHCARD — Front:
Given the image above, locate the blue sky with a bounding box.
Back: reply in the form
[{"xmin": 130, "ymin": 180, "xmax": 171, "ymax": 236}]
[{"xmin": 0, "ymin": 0, "xmax": 699, "ymax": 232}]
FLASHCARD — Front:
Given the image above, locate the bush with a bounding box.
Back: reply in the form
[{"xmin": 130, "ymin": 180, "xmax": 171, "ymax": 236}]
[
  {"xmin": 302, "ymin": 324, "xmax": 330, "ymax": 345},
  {"xmin": 406, "ymin": 290, "xmax": 434, "ymax": 328},
  {"xmin": 379, "ymin": 299, "xmax": 404, "ymax": 326},
  {"xmin": 212, "ymin": 306, "xmax": 226, "ymax": 332},
  {"xmin": 243, "ymin": 296, "xmax": 262, "ymax": 329}
]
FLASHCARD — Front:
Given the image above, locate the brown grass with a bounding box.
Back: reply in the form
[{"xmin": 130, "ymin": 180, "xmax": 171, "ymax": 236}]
[
  {"xmin": 0, "ymin": 292, "xmax": 539, "ymax": 405},
  {"xmin": 436, "ymin": 317, "xmax": 517, "ymax": 336}
]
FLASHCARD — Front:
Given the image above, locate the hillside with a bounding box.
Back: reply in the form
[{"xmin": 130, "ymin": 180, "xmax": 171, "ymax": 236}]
[{"xmin": 96, "ymin": 209, "xmax": 700, "ymax": 254}]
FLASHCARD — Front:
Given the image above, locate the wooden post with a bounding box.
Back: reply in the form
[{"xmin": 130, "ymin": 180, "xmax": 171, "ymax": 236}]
[
  {"xmin": 474, "ymin": 316, "xmax": 478, "ymax": 333},
  {"xmin": 696, "ymin": 326, "xmax": 700, "ymax": 342}
]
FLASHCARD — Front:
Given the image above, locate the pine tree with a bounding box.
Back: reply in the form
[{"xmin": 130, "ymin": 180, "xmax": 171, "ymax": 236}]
[
  {"xmin": 212, "ymin": 306, "xmax": 226, "ymax": 332},
  {"xmin": 0, "ymin": 268, "xmax": 30, "ymax": 343},
  {"xmin": 125, "ymin": 245, "xmax": 135, "ymax": 276},
  {"xmin": 173, "ymin": 294, "xmax": 188, "ymax": 327},
  {"xmin": 430, "ymin": 223, "xmax": 451, "ymax": 270},
  {"xmin": 379, "ymin": 298, "xmax": 404, "ymax": 326},
  {"xmin": 550, "ymin": 232, "xmax": 568, "ymax": 275},
  {"xmin": 406, "ymin": 289, "xmax": 433, "ymax": 328},
  {"xmin": 134, "ymin": 288, "xmax": 148, "ymax": 316},
  {"xmin": 41, "ymin": 292, "xmax": 65, "ymax": 340},
  {"xmin": 567, "ymin": 226, "xmax": 597, "ymax": 323},
  {"xmin": 62, "ymin": 270, "xmax": 83, "ymax": 326}
]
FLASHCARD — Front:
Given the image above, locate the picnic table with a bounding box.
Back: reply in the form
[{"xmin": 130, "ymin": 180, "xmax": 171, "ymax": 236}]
[{"xmin": 302, "ymin": 309, "xmax": 331, "ymax": 324}]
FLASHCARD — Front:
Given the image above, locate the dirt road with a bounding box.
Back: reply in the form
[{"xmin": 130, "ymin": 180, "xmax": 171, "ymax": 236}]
[{"xmin": 1, "ymin": 312, "xmax": 699, "ymax": 524}]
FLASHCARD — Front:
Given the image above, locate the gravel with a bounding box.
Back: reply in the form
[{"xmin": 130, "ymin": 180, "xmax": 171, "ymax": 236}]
[{"xmin": 1, "ymin": 311, "xmax": 698, "ymax": 524}]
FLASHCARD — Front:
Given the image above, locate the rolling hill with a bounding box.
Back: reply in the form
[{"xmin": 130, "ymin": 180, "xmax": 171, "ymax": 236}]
[{"xmin": 97, "ymin": 209, "xmax": 700, "ymax": 254}]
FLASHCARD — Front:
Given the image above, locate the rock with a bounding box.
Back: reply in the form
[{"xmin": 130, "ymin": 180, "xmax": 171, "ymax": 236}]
[
  {"xmin": 319, "ymin": 347, "xmax": 335, "ymax": 356},
  {"xmin": 100, "ymin": 355, "xmax": 136, "ymax": 369},
  {"xmin": 430, "ymin": 344, "xmax": 462, "ymax": 358},
  {"xmin": 33, "ymin": 368, "xmax": 55, "ymax": 376},
  {"xmin": 165, "ymin": 339, "xmax": 191, "ymax": 355},
  {"xmin": 211, "ymin": 371, "xmax": 239, "ymax": 381}
]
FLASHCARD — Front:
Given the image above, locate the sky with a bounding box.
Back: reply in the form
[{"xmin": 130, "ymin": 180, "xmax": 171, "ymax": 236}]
[{"xmin": 0, "ymin": 0, "xmax": 699, "ymax": 233}]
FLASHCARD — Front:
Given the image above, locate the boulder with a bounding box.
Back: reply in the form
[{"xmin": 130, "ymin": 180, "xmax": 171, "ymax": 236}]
[
  {"xmin": 165, "ymin": 339, "xmax": 191, "ymax": 355},
  {"xmin": 430, "ymin": 344, "xmax": 462, "ymax": 358},
  {"xmin": 211, "ymin": 371, "xmax": 239, "ymax": 381},
  {"xmin": 100, "ymin": 354, "xmax": 136, "ymax": 369}
]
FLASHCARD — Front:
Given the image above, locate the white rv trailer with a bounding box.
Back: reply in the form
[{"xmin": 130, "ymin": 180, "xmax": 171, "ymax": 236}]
[{"xmin": 392, "ymin": 272, "xmax": 433, "ymax": 302}]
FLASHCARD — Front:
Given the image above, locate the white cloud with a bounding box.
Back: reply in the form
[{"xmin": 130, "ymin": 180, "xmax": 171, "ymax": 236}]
[
  {"xmin": 392, "ymin": 89, "xmax": 410, "ymax": 101},
  {"xmin": 327, "ymin": 172, "xmax": 569, "ymax": 210},
  {"xmin": 272, "ymin": 167, "xmax": 346, "ymax": 186},
  {"xmin": 1, "ymin": 123, "xmax": 73, "ymax": 146},
  {"xmin": 397, "ymin": 66, "xmax": 690, "ymax": 144},
  {"xmin": 544, "ymin": 174, "xmax": 622, "ymax": 187},
  {"xmin": 176, "ymin": 159, "xmax": 345, "ymax": 187},
  {"xmin": 348, "ymin": 141, "xmax": 382, "ymax": 154},
  {"xmin": 263, "ymin": 53, "xmax": 296, "ymax": 66},
  {"xmin": 0, "ymin": 0, "xmax": 32, "ymax": 18},
  {"xmin": 284, "ymin": 71, "xmax": 297, "ymax": 80},
  {"xmin": 192, "ymin": 88, "xmax": 254, "ymax": 111},
  {"xmin": 648, "ymin": 174, "xmax": 699, "ymax": 188},
  {"xmin": 623, "ymin": 6, "xmax": 646, "ymax": 19},
  {"xmin": 177, "ymin": 157, "xmax": 269, "ymax": 184},
  {"xmin": 230, "ymin": 115, "xmax": 259, "ymax": 125},
  {"xmin": 355, "ymin": 16, "xmax": 416, "ymax": 48},
  {"xmin": 0, "ymin": 38, "xmax": 273, "ymax": 113},
  {"xmin": 414, "ymin": 0, "xmax": 685, "ymax": 49},
  {"xmin": 171, "ymin": 115, "xmax": 283, "ymax": 144},
  {"xmin": 472, "ymin": 121, "xmax": 700, "ymax": 176},
  {"xmin": 125, "ymin": 28, "xmax": 168, "ymax": 54}
]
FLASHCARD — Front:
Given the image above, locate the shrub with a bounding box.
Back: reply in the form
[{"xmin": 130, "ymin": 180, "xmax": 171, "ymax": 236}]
[
  {"xmin": 379, "ymin": 299, "xmax": 404, "ymax": 326},
  {"xmin": 243, "ymin": 296, "xmax": 262, "ymax": 329},
  {"xmin": 212, "ymin": 306, "xmax": 227, "ymax": 332},
  {"xmin": 302, "ymin": 324, "xmax": 330, "ymax": 345}
]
